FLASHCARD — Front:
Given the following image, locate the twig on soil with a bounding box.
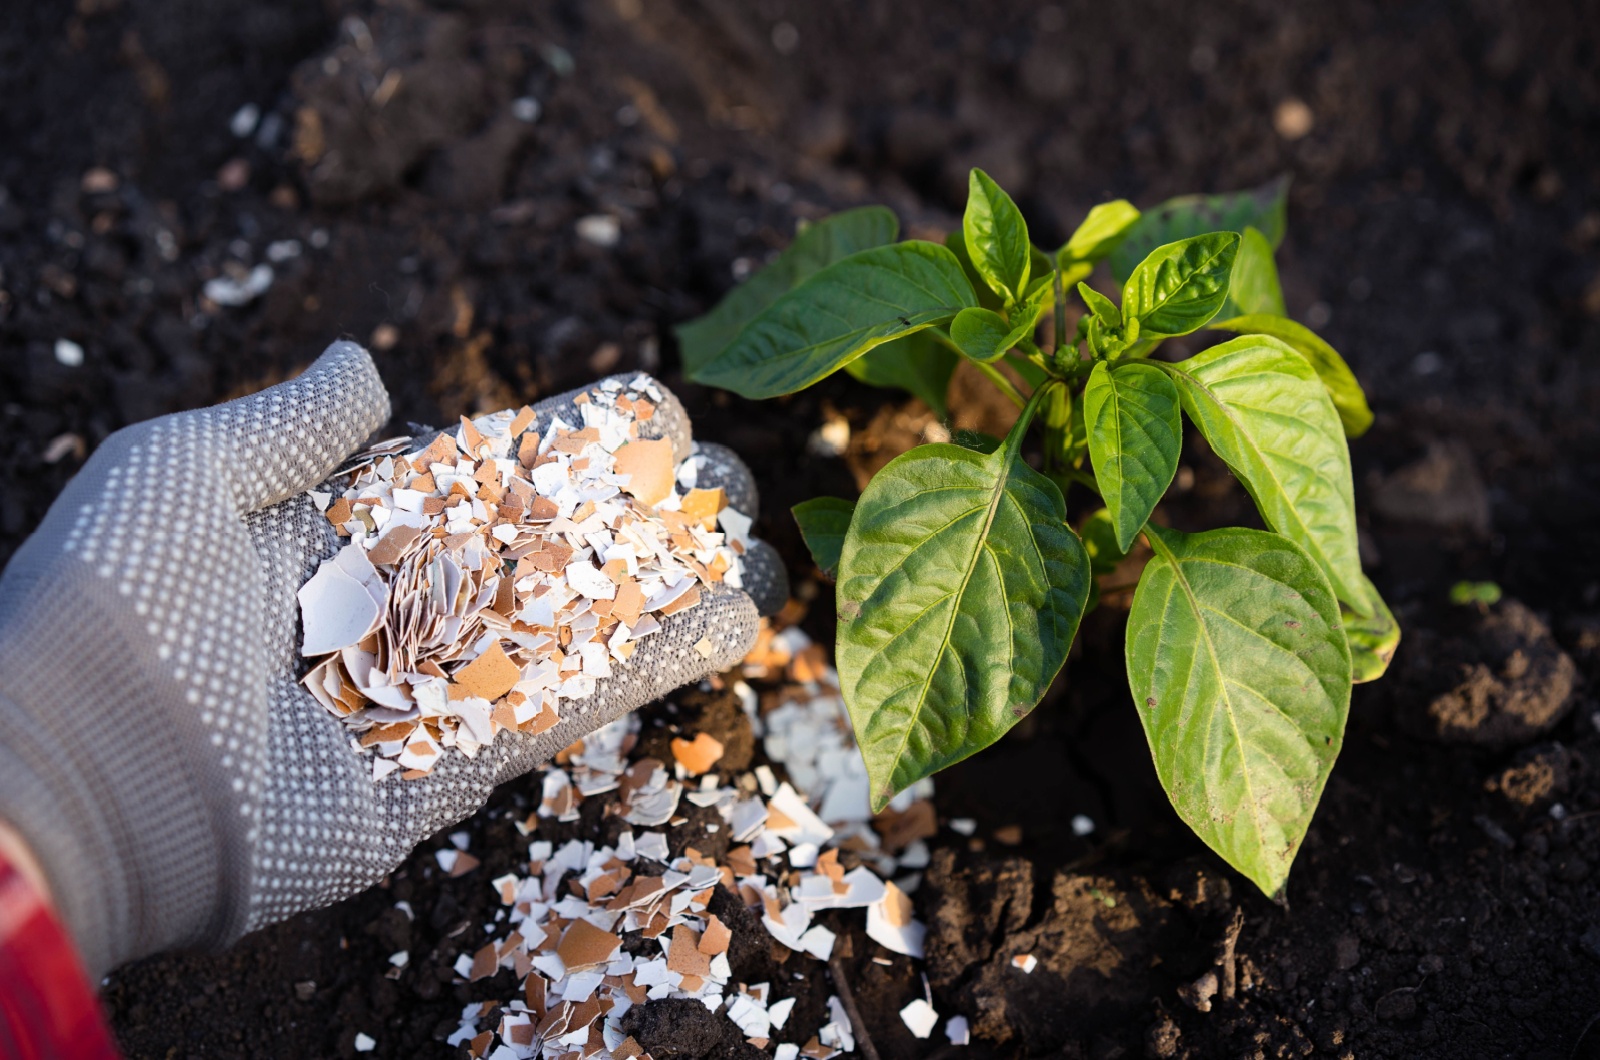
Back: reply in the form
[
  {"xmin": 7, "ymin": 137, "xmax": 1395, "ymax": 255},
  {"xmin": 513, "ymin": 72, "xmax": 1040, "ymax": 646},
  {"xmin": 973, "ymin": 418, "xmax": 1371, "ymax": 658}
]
[
  {"xmin": 1218, "ymin": 906, "xmax": 1244, "ymax": 1002},
  {"xmin": 828, "ymin": 954, "xmax": 883, "ymax": 1060}
]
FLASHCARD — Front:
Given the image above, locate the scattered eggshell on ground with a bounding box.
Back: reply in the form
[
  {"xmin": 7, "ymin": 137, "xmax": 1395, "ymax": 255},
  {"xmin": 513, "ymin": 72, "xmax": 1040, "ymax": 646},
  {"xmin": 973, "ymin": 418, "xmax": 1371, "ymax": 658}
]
[
  {"xmin": 414, "ymin": 615, "xmax": 947, "ymax": 1058},
  {"xmin": 900, "ymin": 998, "xmax": 939, "ymax": 1038},
  {"xmin": 671, "ymin": 731, "xmax": 725, "ymax": 775}
]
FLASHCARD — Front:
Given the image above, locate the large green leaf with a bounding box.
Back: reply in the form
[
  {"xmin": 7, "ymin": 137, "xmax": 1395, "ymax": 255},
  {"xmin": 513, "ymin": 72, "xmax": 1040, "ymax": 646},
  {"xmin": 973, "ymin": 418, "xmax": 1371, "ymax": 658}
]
[
  {"xmin": 1110, "ymin": 176, "xmax": 1290, "ymax": 284},
  {"xmin": 677, "ymin": 206, "xmax": 899, "ymax": 375},
  {"xmin": 1122, "ymin": 232, "xmax": 1240, "ymax": 338},
  {"xmin": 949, "ymin": 304, "xmax": 1043, "ymax": 364},
  {"xmin": 1221, "ymin": 226, "xmax": 1286, "ymax": 319},
  {"xmin": 1165, "ymin": 336, "xmax": 1368, "ymax": 614},
  {"xmin": 1127, "ymin": 525, "xmax": 1351, "ymax": 897},
  {"xmin": 792, "ymin": 497, "xmax": 856, "ymax": 580},
  {"xmin": 844, "ymin": 331, "xmax": 959, "ymax": 419},
  {"xmin": 693, "ymin": 242, "xmax": 977, "ymax": 399},
  {"xmin": 1343, "ymin": 574, "xmax": 1400, "ymax": 683},
  {"xmin": 963, "ymin": 169, "xmax": 1031, "ymax": 303},
  {"xmin": 951, "ymin": 429, "xmax": 1002, "ymax": 455},
  {"xmin": 836, "ymin": 400, "xmax": 1092, "ymax": 811},
  {"xmin": 1085, "ymin": 361, "xmax": 1182, "ymax": 552},
  {"xmin": 1207, "ymin": 314, "xmax": 1373, "ymax": 437},
  {"xmin": 1058, "ymin": 199, "xmax": 1141, "ymax": 272}
]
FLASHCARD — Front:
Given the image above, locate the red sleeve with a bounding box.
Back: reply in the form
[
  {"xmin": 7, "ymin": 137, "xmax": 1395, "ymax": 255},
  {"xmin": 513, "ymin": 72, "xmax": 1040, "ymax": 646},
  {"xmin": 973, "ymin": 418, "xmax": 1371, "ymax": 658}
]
[{"xmin": 0, "ymin": 848, "xmax": 120, "ymax": 1059}]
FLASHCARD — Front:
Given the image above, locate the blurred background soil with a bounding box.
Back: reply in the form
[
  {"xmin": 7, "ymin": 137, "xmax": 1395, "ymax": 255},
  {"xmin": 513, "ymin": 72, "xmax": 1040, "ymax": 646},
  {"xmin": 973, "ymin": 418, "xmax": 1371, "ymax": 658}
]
[{"xmin": 3, "ymin": 1, "xmax": 1600, "ymax": 1057}]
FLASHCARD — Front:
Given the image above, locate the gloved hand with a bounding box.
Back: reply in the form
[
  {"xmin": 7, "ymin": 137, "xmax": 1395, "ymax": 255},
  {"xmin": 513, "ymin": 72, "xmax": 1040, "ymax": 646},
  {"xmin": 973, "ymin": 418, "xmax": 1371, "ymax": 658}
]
[{"xmin": 0, "ymin": 341, "xmax": 786, "ymax": 978}]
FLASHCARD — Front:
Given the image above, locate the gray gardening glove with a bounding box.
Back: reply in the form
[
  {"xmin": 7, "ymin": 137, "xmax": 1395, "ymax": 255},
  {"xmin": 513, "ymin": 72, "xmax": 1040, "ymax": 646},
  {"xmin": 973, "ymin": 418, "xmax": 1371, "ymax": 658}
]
[{"xmin": 0, "ymin": 340, "xmax": 786, "ymax": 978}]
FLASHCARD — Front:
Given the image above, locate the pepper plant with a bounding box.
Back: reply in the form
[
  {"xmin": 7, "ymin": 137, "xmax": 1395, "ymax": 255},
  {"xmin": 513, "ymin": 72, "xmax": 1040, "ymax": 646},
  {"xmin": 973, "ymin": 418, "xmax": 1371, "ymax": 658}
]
[{"xmin": 677, "ymin": 171, "xmax": 1400, "ymax": 897}]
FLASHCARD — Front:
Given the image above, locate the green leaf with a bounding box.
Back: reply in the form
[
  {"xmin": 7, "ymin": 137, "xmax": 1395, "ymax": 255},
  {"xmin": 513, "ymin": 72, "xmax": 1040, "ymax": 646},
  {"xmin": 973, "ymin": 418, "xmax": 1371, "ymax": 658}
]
[
  {"xmin": 844, "ymin": 331, "xmax": 958, "ymax": 419},
  {"xmin": 1077, "ymin": 282, "xmax": 1122, "ymax": 328},
  {"xmin": 951, "ymin": 429, "xmax": 1002, "ymax": 455},
  {"xmin": 1122, "ymin": 232, "xmax": 1240, "ymax": 338},
  {"xmin": 1165, "ymin": 335, "xmax": 1368, "ymax": 614},
  {"xmin": 1079, "ymin": 508, "xmax": 1128, "ymax": 577},
  {"xmin": 677, "ymin": 206, "xmax": 899, "ymax": 375},
  {"xmin": 1058, "ymin": 199, "xmax": 1141, "ymax": 268},
  {"xmin": 1085, "ymin": 362, "xmax": 1182, "ymax": 552},
  {"xmin": 1449, "ymin": 580, "xmax": 1503, "ymax": 607},
  {"xmin": 1127, "ymin": 525, "xmax": 1351, "ymax": 897},
  {"xmin": 1222, "ymin": 226, "xmax": 1287, "ymax": 319},
  {"xmin": 792, "ymin": 497, "xmax": 856, "ymax": 580},
  {"xmin": 693, "ymin": 242, "xmax": 978, "ymax": 399},
  {"xmin": 836, "ymin": 396, "xmax": 1093, "ymax": 810},
  {"xmin": 1345, "ymin": 574, "xmax": 1401, "ymax": 683},
  {"xmin": 1207, "ymin": 314, "xmax": 1373, "ymax": 437},
  {"xmin": 963, "ymin": 169, "xmax": 1032, "ymax": 303},
  {"xmin": 944, "ymin": 232, "xmax": 1006, "ymax": 312},
  {"xmin": 1110, "ymin": 176, "xmax": 1290, "ymax": 285},
  {"xmin": 949, "ymin": 304, "xmax": 1043, "ymax": 364}
]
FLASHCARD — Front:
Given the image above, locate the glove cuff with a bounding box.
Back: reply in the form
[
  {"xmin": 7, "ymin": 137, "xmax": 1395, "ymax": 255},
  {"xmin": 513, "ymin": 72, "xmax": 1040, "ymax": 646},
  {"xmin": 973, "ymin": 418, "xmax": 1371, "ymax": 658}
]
[
  {"xmin": 0, "ymin": 557, "xmax": 249, "ymax": 977},
  {"xmin": 0, "ymin": 694, "xmax": 125, "ymax": 979}
]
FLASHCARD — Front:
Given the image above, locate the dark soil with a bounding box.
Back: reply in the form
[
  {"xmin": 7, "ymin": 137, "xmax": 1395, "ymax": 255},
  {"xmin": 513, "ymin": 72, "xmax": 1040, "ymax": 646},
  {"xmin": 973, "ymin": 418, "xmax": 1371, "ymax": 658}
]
[{"xmin": 4, "ymin": 0, "xmax": 1600, "ymax": 1057}]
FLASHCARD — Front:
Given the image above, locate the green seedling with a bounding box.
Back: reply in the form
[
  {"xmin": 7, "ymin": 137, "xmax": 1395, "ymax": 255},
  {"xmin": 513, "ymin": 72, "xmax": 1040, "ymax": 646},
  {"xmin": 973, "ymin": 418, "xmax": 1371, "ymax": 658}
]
[
  {"xmin": 678, "ymin": 171, "xmax": 1396, "ymax": 898},
  {"xmin": 1450, "ymin": 580, "xmax": 1503, "ymax": 608}
]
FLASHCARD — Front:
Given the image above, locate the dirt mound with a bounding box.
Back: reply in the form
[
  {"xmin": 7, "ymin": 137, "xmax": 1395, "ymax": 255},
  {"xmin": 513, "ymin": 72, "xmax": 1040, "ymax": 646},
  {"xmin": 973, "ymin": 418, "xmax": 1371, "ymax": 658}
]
[{"xmin": 1396, "ymin": 599, "xmax": 1579, "ymax": 748}]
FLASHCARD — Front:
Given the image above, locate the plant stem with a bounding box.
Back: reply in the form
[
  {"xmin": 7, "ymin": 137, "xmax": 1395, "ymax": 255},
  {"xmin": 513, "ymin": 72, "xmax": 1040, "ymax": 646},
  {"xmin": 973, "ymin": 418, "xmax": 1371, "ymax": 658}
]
[
  {"xmin": 1000, "ymin": 377, "xmax": 1062, "ymax": 458},
  {"xmin": 1016, "ymin": 338, "xmax": 1053, "ymax": 373},
  {"xmin": 1053, "ymin": 266, "xmax": 1067, "ymax": 354},
  {"xmin": 929, "ymin": 329, "xmax": 1042, "ymax": 409},
  {"xmin": 974, "ymin": 359, "xmax": 1028, "ymax": 410}
]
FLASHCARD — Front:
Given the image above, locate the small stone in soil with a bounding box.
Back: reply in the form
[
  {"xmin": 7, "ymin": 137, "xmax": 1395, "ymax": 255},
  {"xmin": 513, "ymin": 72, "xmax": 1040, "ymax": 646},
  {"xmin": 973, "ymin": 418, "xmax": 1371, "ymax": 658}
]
[{"xmin": 1375, "ymin": 988, "xmax": 1417, "ymax": 1021}]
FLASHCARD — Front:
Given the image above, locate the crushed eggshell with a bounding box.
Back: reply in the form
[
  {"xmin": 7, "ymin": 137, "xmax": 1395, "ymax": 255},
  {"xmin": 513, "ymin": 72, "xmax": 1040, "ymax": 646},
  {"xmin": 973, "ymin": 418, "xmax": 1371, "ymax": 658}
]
[
  {"xmin": 900, "ymin": 998, "xmax": 939, "ymax": 1038},
  {"xmin": 680, "ymin": 487, "xmax": 726, "ymax": 530},
  {"xmin": 429, "ymin": 618, "xmax": 943, "ymax": 1060},
  {"xmin": 557, "ymin": 918, "xmax": 622, "ymax": 971},
  {"xmin": 1013, "ymin": 953, "xmax": 1038, "ymax": 974},
  {"xmin": 867, "ymin": 880, "xmax": 926, "ymax": 958},
  {"xmin": 670, "ymin": 731, "xmax": 726, "ymax": 776},
  {"xmin": 296, "ymin": 376, "xmax": 749, "ymax": 777},
  {"xmin": 613, "ymin": 437, "xmax": 676, "ymax": 506}
]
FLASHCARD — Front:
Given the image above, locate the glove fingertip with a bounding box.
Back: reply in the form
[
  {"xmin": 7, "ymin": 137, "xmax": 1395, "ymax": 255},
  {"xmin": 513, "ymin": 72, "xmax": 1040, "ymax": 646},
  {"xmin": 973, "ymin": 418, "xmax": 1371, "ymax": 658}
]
[
  {"xmin": 738, "ymin": 539, "xmax": 790, "ymax": 619},
  {"xmin": 217, "ymin": 340, "xmax": 392, "ymax": 511}
]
